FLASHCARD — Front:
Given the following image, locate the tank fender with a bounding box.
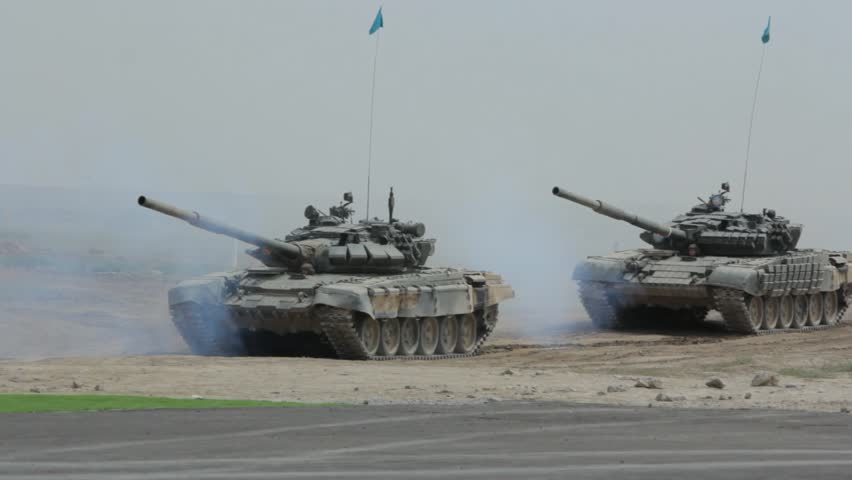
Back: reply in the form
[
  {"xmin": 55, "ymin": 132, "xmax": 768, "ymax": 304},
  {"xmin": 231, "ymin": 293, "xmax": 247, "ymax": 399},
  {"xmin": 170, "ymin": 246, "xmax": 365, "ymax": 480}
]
[
  {"xmin": 706, "ymin": 266, "xmax": 761, "ymax": 296},
  {"xmin": 829, "ymin": 254, "xmax": 851, "ymax": 290},
  {"xmin": 465, "ymin": 273, "xmax": 515, "ymax": 308},
  {"xmin": 846, "ymin": 253, "xmax": 852, "ymax": 283},
  {"xmin": 168, "ymin": 272, "xmax": 241, "ymax": 306},
  {"xmin": 314, "ymin": 283, "xmax": 477, "ymax": 319},
  {"xmin": 572, "ymin": 257, "xmax": 628, "ymax": 282},
  {"xmin": 822, "ymin": 264, "xmax": 843, "ymax": 292},
  {"xmin": 482, "ymin": 283, "xmax": 514, "ymax": 306},
  {"xmin": 313, "ymin": 284, "xmax": 374, "ymax": 317}
]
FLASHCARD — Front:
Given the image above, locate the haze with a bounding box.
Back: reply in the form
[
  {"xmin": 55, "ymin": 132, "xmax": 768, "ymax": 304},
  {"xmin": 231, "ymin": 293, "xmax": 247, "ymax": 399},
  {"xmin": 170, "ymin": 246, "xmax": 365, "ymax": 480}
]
[{"xmin": 2, "ymin": 0, "xmax": 851, "ymax": 324}]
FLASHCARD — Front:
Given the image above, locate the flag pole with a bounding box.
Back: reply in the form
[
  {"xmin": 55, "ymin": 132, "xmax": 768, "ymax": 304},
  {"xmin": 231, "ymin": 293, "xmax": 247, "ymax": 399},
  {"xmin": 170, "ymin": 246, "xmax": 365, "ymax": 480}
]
[
  {"xmin": 740, "ymin": 17, "xmax": 771, "ymax": 212},
  {"xmin": 366, "ymin": 29, "xmax": 380, "ymax": 221},
  {"xmin": 232, "ymin": 239, "xmax": 238, "ymax": 269}
]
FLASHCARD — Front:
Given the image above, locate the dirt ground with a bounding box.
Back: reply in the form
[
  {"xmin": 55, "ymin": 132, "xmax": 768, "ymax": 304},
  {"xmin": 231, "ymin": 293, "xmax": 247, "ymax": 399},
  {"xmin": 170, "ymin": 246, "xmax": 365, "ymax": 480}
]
[{"xmin": 2, "ymin": 268, "xmax": 851, "ymax": 412}]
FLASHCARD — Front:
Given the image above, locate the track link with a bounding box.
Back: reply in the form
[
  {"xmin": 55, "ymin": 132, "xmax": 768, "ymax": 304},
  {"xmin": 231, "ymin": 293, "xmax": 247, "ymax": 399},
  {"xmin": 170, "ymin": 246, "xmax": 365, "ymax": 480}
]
[
  {"xmin": 712, "ymin": 289, "xmax": 758, "ymax": 333},
  {"xmin": 577, "ymin": 282, "xmax": 624, "ymax": 329},
  {"xmin": 317, "ymin": 305, "xmax": 499, "ymax": 361},
  {"xmin": 171, "ymin": 303, "xmax": 242, "ymax": 356}
]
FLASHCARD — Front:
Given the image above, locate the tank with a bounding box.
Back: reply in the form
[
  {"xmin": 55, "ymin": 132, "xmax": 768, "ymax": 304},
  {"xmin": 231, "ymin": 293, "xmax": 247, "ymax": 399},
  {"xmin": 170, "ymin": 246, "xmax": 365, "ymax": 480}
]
[
  {"xmin": 138, "ymin": 190, "xmax": 513, "ymax": 359},
  {"xmin": 552, "ymin": 183, "xmax": 851, "ymax": 333}
]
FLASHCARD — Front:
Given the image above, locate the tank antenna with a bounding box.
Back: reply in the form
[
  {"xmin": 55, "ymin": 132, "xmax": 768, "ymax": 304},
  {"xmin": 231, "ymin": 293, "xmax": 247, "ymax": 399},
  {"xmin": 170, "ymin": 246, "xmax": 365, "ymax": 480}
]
[
  {"xmin": 365, "ymin": 6, "xmax": 384, "ymax": 220},
  {"xmin": 388, "ymin": 186, "xmax": 395, "ymax": 223},
  {"xmin": 232, "ymin": 239, "xmax": 238, "ymax": 270},
  {"xmin": 740, "ymin": 16, "xmax": 771, "ymax": 212}
]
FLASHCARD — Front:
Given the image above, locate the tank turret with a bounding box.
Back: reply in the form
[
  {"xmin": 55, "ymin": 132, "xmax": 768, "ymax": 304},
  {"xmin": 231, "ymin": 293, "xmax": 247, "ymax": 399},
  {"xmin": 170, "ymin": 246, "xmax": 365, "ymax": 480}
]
[
  {"xmin": 552, "ymin": 182, "xmax": 802, "ymax": 256},
  {"xmin": 138, "ymin": 190, "xmax": 435, "ymax": 273}
]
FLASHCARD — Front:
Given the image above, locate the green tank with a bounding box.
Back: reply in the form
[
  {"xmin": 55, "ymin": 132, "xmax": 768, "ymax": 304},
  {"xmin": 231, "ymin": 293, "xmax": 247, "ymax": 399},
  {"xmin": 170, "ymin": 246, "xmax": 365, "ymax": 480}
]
[
  {"xmin": 553, "ymin": 183, "xmax": 851, "ymax": 333},
  {"xmin": 138, "ymin": 190, "xmax": 513, "ymax": 359}
]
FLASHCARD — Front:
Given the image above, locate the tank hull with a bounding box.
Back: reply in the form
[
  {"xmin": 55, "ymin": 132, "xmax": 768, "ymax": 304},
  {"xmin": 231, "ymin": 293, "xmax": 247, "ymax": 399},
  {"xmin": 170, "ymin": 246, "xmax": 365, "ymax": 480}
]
[
  {"xmin": 168, "ymin": 267, "xmax": 514, "ymax": 359},
  {"xmin": 573, "ymin": 249, "xmax": 852, "ymax": 333}
]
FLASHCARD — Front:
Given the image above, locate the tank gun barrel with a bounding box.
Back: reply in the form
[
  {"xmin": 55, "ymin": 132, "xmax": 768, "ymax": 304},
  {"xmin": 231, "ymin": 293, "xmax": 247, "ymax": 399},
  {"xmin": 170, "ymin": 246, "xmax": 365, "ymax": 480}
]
[
  {"xmin": 137, "ymin": 196, "xmax": 302, "ymax": 259},
  {"xmin": 552, "ymin": 187, "xmax": 687, "ymax": 240}
]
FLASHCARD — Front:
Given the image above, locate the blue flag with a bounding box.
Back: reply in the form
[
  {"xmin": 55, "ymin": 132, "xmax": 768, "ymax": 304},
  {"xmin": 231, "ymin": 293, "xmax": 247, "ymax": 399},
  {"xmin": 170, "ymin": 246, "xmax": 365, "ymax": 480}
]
[
  {"xmin": 761, "ymin": 16, "xmax": 771, "ymax": 44},
  {"xmin": 369, "ymin": 7, "xmax": 384, "ymax": 35}
]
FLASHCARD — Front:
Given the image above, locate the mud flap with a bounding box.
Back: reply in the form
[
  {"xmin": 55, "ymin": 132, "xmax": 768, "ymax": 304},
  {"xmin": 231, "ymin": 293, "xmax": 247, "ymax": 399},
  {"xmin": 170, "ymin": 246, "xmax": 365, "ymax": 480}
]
[
  {"xmin": 706, "ymin": 266, "xmax": 761, "ymax": 296},
  {"xmin": 168, "ymin": 272, "xmax": 239, "ymax": 307}
]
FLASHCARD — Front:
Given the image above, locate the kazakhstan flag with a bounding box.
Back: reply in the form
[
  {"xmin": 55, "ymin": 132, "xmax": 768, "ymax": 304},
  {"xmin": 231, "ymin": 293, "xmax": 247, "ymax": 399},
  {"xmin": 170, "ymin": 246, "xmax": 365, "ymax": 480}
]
[
  {"xmin": 761, "ymin": 16, "xmax": 771, "ymax": 44},
  {"xmin": 369, "ymin": 7, "xmax": 384, "ymax": 35}
]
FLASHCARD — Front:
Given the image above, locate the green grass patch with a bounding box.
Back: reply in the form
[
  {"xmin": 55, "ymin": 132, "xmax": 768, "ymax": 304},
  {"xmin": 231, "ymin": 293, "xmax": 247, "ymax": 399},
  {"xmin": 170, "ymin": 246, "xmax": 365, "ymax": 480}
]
[
  {"xmin": 826, "ymin": 362, "xmax": 852, "ymax": 374},
  {"xmin": 778, "ymin": 368, "xmax": 833, "ymax": 379},
  {"xmin": 705, "ymin": 356, "xmax": 753, "ymax": 370},
  {"xmin": 616, "ymin": 367, "xmax": 669, "ymax": 377},
  {"xmin": 0, "ymin": 394, "xmax": 322, "ymax": 413},
  {"xmin": 779, "ymin": 363, "xmax": 852, "ymax": 380}
]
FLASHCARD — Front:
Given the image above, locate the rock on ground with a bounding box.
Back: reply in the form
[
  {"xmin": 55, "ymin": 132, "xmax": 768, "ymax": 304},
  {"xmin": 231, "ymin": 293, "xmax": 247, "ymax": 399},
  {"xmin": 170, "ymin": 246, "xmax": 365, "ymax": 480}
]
[
  {"xmin": 751, "ymin": 372, "xmax": 779, "ymax": 387},
  {"xmin": 706, "ymin": 378, "xmax": 725, "ymax": 389},
  {"xmin": 635, "ymin": 378, "xmax": 663, "ymax": 389}
]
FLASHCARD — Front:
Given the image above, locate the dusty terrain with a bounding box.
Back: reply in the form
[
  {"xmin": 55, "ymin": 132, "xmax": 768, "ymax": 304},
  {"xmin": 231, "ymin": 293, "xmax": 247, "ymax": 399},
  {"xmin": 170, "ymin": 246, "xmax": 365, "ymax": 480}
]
[{"xmin": 1, "ymin": 268, "xmax": 851, "ymax": 412}]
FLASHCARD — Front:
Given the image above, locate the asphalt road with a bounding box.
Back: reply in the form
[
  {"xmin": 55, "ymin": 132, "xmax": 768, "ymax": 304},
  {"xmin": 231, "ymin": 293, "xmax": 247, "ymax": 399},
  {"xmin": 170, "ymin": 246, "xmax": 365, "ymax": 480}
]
[{"xmin": 1, "ymin": 402, "xmax": 852, "ymax": 479}]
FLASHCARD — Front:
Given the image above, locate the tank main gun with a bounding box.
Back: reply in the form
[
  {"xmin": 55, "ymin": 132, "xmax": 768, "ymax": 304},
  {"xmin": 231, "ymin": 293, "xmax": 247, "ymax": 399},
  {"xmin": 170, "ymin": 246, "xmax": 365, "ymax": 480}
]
[
  {"xmin": 554, "ymin": 183, "xmax": 802, "ymax": 256},
  {"xmin": 552, "ymin": 187, "xmax": 688, "ymax": 241},
  {"xmin": 137, "ymin": 196, "xmax": 303, "ymax": 261},
  {"xmin": 139, "ymin": 190, "xmax": 438, "ymax": 272}
]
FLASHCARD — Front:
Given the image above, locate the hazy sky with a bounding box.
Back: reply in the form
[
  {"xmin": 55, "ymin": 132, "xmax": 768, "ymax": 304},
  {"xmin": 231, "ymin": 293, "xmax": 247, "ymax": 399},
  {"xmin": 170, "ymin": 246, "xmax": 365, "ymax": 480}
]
[
  {"xmin": 2, "ymin": 1, "xmax": 850, "ymax": 198},
  {"xmin": 2, "ymin": 1, "xmax": 851, "ymax": 322}
]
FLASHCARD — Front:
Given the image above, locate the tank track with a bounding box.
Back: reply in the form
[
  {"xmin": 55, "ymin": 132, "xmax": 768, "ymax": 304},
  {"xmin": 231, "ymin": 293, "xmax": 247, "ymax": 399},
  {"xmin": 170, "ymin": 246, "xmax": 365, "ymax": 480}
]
[
  {"xmin": 579, "ymin": 281, "xmax": 850, "ymax": 334},
  {"xmin": 713, "ymin": 288, "xmax": 851, "ymax": 335},
  {"xmin": 317, "ymin": 305, "xmax": 499, "ymax": 360},
  {"xmin": 577, "ymin": 282, "xmax": 624, "ymax": 329},
  {"xmin": 578, "ymin": 282, "xmax": 701, "ymax": 328},
  {"xmin": 171, "ymin": 303, "xmax": 242, "ymax": 356}
]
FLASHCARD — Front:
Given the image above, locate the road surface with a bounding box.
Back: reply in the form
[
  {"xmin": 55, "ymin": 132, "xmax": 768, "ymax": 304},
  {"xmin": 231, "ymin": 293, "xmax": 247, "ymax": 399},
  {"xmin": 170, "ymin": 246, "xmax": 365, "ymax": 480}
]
[{"xmin": 2, "ymin": 402, "xmax": 852, "ymax": 479}]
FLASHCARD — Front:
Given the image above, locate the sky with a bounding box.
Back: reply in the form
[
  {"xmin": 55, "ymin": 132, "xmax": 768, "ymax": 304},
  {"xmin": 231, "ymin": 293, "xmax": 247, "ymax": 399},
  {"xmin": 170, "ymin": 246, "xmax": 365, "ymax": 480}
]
[{"xmin": 1, "ymin": 0, "xmax": 851, "ymax": 323}]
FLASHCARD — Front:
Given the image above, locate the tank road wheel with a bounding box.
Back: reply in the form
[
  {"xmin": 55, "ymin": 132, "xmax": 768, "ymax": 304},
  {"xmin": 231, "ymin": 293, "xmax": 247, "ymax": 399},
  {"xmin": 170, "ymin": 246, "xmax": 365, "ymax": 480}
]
[
  {"xmin": 398, "ymin": 318, "xmax": 420, "ymax": 356},
  {"xmin": 792, "ymin": 295, "xmax": 809, "ymax": 329},
  {"xmin": 356, "ymin": 316, "xmax": 381, "ymax": 356},
  {"xmin": 747, "ymin": 295, "xmax": 765, "ymax": 331},
  {"xmin": 824, "ymin": 291, "xmax": 840, "ymax": 326},
  {"xmin": 807, "ymin": 293, "xmax": 824, "ymax": 326},
  {"xmin": 436, "ymin": 316, "xmax": 459, "ymax": 354},
  {"xmin": 418, "ymin": 317, "xmax": 439, "ymax": 355},
  {"xmin": 763, "ymin": 297, "xmax": 780, "ymax": 330},
  {"xmin": 377, "ymin": 318, "xmax": 401, "ymax": 357},
  {"xmin": 455, "ymin": 314, "xmax": 478, "ymax": 354},
  {"xmin": 777, "ymin": 295, "xmax": 794, "ymax": 329}
]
